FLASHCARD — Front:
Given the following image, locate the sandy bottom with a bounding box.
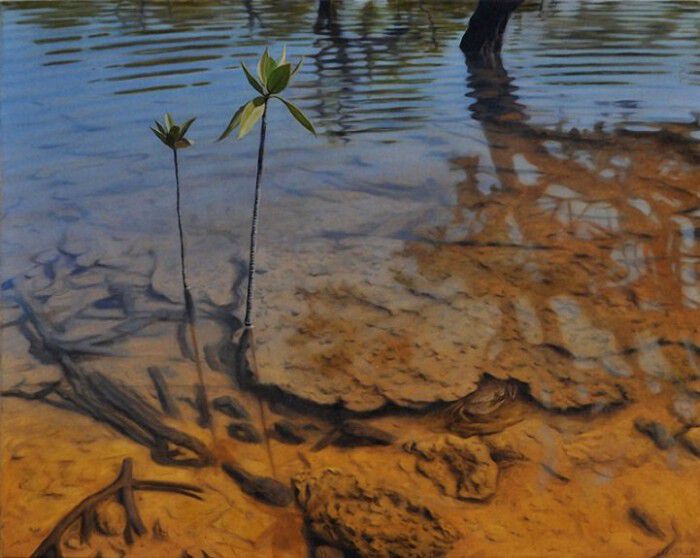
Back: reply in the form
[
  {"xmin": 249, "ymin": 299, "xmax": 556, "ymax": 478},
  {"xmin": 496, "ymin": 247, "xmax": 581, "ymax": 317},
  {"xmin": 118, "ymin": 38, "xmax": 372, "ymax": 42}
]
[{"xmin": 2, "ymin": 121, "xmax": 699, "ymax": 557}]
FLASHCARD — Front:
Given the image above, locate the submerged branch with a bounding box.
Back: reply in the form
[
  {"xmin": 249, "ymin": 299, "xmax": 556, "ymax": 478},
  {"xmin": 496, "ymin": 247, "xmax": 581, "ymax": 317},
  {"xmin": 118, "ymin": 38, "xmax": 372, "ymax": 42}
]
[
  {"xmin": 31, "ymin": 457, "xmax": 203, "ymax": 558},
  {"xmin": 6, "ymin": 290, "xmax": 214, "ymax": 468}
]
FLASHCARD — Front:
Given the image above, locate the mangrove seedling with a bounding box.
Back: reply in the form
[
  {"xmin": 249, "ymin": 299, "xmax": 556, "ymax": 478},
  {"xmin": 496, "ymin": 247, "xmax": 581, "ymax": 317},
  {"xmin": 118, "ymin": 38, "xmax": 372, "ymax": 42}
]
[
  {"xmin": 151, "ymin": 114, "xmax": 212, "ymax": 428},
  {"xmin": 218, "ymin": 47, "xmax": 316, "ymax": 329}
]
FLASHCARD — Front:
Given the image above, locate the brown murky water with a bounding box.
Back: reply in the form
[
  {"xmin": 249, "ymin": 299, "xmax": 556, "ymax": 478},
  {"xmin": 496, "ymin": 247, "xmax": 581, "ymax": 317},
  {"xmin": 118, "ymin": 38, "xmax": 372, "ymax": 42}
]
[{"xmin": 1, "ymin": 1, "xmax": 699, "ymax": 557}]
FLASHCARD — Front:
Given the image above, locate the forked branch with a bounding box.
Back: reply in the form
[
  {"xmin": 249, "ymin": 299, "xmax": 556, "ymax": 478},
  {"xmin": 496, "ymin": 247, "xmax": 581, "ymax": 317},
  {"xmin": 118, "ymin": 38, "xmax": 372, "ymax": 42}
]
[{"xmin": 31, "ymin": 458, "xmax": 203, "ymax": 558}]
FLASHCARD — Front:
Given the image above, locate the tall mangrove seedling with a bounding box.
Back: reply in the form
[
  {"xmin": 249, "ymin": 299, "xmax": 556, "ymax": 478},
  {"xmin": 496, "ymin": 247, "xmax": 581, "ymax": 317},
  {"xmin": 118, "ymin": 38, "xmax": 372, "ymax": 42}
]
[
  {"xmin": 151, "ymin": 114, "xmax": 212, "ymax": 428},
  {"xmin": 218, "ymin": 47, "xmax": 316, "ymax": 329}
]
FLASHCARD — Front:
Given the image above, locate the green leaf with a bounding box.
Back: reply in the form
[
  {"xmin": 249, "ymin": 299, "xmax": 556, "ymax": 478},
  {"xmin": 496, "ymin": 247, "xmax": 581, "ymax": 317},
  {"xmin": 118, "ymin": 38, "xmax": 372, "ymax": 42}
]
[
  {"xmin": 238, "ymin": 100, "xmax": 266, "ymax": 139},
  {"xmin": 164, "ymin": 113, "xmax": 174, "ymax": 130},
  {"xmin": 154, "ymin": 120, "xmax": 166, "ymax": 135},
  {"xmin": 217, "ymin": 97, "xmax": 264, "ymax": 142},
  {"xmin": 291, "ymin": 58, "xmax": 304, "ymax": 78},
  {"xmin": 180, "ymin": 117, "xmax": 196, "ymax": 138},
  {"xmin": 266, "ymin": 63, "xmax": 291, "ymax": 94},
  {"xmin": 174, "ymin": 138, "xmax": 193, "ymax": 149},
  {"xmin": 258, "ymin": 48, "xmax": 278, "ymax": 86},
  {"xmin": 276, "ymin": 97, "xmax": 316, "ymax": 135},
  {"xmin": 217, "ymin": 103, "xmax": 247, "ymax": 142},
  {"xmin": 151, "ymin": 127, "xmax": 167, "ymax": 144},
  {"xmin": 242, "ymin": 62, "xmax": 265, "ymax": 94}
]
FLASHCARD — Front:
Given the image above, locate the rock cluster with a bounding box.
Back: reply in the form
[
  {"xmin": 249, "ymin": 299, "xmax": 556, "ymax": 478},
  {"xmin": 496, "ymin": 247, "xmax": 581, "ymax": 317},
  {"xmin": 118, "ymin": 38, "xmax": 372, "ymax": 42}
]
[{"xmin": 292, "ymin": 469, "xmax": 459, "ymax": 558}]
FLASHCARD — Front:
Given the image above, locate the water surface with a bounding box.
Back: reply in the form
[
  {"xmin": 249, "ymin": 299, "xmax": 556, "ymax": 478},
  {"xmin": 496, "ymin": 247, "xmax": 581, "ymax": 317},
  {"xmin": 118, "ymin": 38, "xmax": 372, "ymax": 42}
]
[{"xmin": 1, "ymin": 1, "xmax": 699, "ymax": 557}]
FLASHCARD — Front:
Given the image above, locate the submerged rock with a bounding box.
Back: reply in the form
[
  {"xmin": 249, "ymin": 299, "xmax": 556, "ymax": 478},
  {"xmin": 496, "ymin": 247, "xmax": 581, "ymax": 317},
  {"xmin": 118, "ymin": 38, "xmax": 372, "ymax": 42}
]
[
  {"xmin": 222, "ymin": 462, "xmax": 294, "ymax": 507},
  {"xmin": 212, "ymin": 395, "xmax": 250, "ymax": 420},
  {"xmin": 227, "ymin": 421, "xmax": 262, "ymax": 444},
  {"xmin": 453, "ymin": 377, "xmax": 519, "ymax": 418},
  {"xmin": 312, "ymin": 420, "xmax": 396, "ymax": 451},
  {"xmin": 292, "ymin": 469, "xmax": 459, "ymax": 558},
  {"xmin": 679, "ymin": 427, "xmax": 700, "ymax": 457},
  {"xmin": 404, "ymin": 435, "xmax": 499, "ymax": 501},
  {"xmin": 338, "ymin": 420, "xmax": 396, "ymax": 446},
  {"xmin": 315, "ymin": 546, "xmax": 344, "ymax": 558},
  {"xmin": 633, "ymin": 418, "xmax": 675, "ymax": 450},
  {"xmin": 446, "ymin": 377, "xmax": 523, "ymax": 437},
  {"xmin": 273, "ymin": 420, "xmax": 307, "ymax": 444}
]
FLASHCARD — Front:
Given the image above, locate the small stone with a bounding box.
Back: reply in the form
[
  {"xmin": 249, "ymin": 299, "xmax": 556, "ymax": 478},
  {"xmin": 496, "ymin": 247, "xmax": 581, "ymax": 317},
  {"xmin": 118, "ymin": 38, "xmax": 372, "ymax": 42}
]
[
  {"xmin": 59, "ymin": 234, "xmax": 91, "ymax": 256},
  {"xmin": 634, "ymin": 418, "xmax": 675, "ymax": 450},
  {"xmin": 679, "ymin": 427, "xmax": 700, "ymax": 457},
  {"xmin": 222, "ymin": 462, "xmax": 294, "ymax": 507},
  {"xmin": 35, "ymin": 249, "xmax": 58, "ymax": 265},
  {"xmin": 213, "ymin": 395, "xmax": 250, "ymax": 420},
  {"xmin": 315, "ymin": 545, "xmax": 344, "ymax": 558},
  {"xmin": 63, "ymin": 535, "xmax": 82, "ymax": 550},
  {"xmin": 96, "ymin": 501, "xmax": 126, "ymax": 536},
  {"xmin": 338, "ymin": 420, "xmax": 395, "ymax": 446},
  {"xmin": 686, "ymin": 380, "xmax": 700, "ymax": 396},
  {"xmin": 671, "ymin": 396, "xmax": 697, "ymax": 425},
  {"xmin": 227, "ymin": 421, "xmax": 262, "ymax": 444},
  {"xmin": 273, "ymin": 420, "xmax": 307, "ymax": 444}
]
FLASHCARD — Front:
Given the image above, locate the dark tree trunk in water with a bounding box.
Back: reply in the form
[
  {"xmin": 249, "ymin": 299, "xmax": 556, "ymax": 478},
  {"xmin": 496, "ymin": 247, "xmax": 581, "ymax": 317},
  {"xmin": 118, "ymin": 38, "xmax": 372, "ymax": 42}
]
[
  {"xmin": 460, "ymin": 0, "xmax": 524, "ymax": 67},
  {"xmin": 315, "ymin": 0, "xmax": 340, "ymax": 34}
]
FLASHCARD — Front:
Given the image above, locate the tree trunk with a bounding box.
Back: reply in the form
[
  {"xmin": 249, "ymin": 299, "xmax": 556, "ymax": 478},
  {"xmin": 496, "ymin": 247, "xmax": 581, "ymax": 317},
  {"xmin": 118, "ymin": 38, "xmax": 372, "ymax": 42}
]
[{"xmin": 460, "ymin": 0, "xmax": 524, "ymax": 67}]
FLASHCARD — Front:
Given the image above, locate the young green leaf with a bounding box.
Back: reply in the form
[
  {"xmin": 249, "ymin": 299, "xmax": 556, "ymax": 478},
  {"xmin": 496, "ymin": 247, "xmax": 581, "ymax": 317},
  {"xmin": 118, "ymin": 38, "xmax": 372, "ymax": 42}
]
[
  {"xmin": 291, "ymin": 58, "xmax": 304, "ymax": 78},
  {"xmin": 174, "ymin": 137, "xmax": 193, "ymax": 149},
  {"xmin": 276, "ymin": 97, "xmax": 316, "ymax": 135},
  {"xmin": 242, "ymin": 62, "xmax": 265, "ymax": 94},
  {"xmin": 151, "ymin": 127, "xmax": 167, "ymax": 143},
  {"xmin": 153, "ymin": 113, "xmax": 197, "ymax": 149},
  {"xmin": 169, "ymin": 125, "xmax": 181, "ymax": 141},
  {"xmin": 180, "ymin": 117, "xmax": 196, "ymax": 138},
  {"xmin": 237, "ymin": 101, "xmax": 266, "ymax": 139},
  {"xmin": 217, "ymin": 103, "xmax": 247, "ymax": 141},
  {"xmin": 266, "ymin": 63, "xmax": 291, "ymax": 94},
  {"xmin": 279, "ymin": 45, "xmax": 287, "ymax": 65},
  {"xmin": 257, "ymin": 49, "xmax": 275, "ymax": 86}
]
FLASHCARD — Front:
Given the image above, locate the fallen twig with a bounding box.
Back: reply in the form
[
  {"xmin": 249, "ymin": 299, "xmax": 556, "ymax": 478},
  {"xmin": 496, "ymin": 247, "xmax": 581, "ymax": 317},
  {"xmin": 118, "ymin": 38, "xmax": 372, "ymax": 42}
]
[{"xmin": 31, "ymin": 457, "xmax": 203, "ymax": 558}]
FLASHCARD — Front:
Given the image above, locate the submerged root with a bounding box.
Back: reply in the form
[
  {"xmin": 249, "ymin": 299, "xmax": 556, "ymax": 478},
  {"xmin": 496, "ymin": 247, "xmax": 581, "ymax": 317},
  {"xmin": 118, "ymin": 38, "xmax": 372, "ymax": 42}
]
[
  {"xmin": 3, "ymin": 290, "xmax": 214, "ymax": 467},
  {"xmin": 31, "ymin": 457, "xmax": 203, "ymax": 558}
]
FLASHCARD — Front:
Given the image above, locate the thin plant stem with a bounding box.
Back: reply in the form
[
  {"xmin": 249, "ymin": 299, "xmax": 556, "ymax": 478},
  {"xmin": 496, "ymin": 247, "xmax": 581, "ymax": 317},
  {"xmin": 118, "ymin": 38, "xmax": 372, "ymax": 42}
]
[
  {"xmin": 238, "ymin": 103, "xmax": 276, "ymax": 477},
  {"xmin": 243, "ymin": 101, "xmax": 268, "ymax": 328},
  {"xmin": 173, "ymin": 149, "xmax": 212, "ymax": 430},
  {"xmin": 173, "ymin": 149, "xmax": 191, "ymax": 317}
]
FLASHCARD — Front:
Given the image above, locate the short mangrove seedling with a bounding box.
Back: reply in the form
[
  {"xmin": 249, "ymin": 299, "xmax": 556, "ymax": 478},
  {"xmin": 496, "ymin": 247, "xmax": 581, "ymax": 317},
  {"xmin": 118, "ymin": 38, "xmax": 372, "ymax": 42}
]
[
  {"xmin": 151, "ymin": 114, "xmax": 212, "ymax": 428},
  {"xmin": 218, "ymin": 47, "xmax": 316, "ymax": 329}
]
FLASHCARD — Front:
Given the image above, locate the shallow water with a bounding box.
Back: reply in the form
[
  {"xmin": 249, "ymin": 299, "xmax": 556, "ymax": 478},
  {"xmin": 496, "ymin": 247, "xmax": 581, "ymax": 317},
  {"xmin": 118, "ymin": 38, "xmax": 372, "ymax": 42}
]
[{"xmin": 1, "ymin": 1, "xmax": 699, "ymax": 557}]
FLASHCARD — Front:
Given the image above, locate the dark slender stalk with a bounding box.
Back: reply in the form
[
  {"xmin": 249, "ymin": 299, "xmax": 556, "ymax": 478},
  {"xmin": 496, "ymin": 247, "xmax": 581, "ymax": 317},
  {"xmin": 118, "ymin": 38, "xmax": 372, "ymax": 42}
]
[
  {"xmin": 173, "ymin": 149, "xmax": 212, "ymax": 429},
  {"xmin": 238, "ymin": 104, "xmax": 276, "ymax": 477},
  {"xmin": 243, "ymin": 102, "xmax": 268, "ymax": 328},
  {"xmin": 173, "ymin": 149, "xmax": 193, "ymax": 321}
]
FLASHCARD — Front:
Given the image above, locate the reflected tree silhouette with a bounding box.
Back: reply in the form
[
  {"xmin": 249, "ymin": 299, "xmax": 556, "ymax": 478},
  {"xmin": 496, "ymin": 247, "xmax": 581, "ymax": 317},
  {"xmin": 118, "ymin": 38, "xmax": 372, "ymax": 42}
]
[{"xmin": 444, "ymin": 0, "xmax": 700, "ymax": 400}]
